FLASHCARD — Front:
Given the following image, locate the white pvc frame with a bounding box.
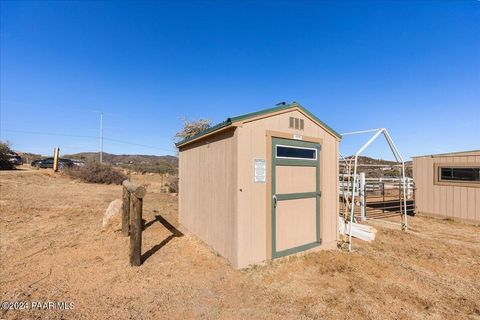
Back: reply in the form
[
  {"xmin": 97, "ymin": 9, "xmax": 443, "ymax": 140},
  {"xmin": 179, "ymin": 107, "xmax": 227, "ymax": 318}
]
[{"xmin": 341, "ymin": 128, "xmax": 408, "ymax": 251}]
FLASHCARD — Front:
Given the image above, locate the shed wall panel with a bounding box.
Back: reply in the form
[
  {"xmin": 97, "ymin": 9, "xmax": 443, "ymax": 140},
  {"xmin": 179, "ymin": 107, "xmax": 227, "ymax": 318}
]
[
  {"xmin": 413, "ymin": 151, "xmax": 480, "ymax": 222},
  {"xmin": 179, "ymin": 129, "xmax": 238, "ymax": 266}
]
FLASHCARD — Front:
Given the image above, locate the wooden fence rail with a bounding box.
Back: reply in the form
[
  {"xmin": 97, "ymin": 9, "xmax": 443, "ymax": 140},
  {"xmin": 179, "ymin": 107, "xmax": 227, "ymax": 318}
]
[{"xmin": 121, "ymin": 180, "xmax": 146, "ymax": 267}]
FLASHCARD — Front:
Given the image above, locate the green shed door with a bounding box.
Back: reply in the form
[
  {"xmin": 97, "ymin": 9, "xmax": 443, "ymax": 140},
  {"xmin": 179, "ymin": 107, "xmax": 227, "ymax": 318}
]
[{"xmin": 271, "ymin": 137, "xmax": 321, "ymax": 258}]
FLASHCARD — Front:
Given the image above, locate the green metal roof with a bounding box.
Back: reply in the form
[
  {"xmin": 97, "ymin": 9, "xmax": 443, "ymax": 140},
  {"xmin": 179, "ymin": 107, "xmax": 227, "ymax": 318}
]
[
  {"xmin": 175, "ymin": 102, "xmax": 342, "ymax": 147},
  {"xmin": 411, "ymin": 149, "xmax": 480, "ymax": 158}
]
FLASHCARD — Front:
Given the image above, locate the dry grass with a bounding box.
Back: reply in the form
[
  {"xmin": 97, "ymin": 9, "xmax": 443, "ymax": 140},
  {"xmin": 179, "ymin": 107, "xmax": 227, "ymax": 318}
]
[{"xmin": 1, "ymin": 168, "xmax": 479, "ymax": 319}]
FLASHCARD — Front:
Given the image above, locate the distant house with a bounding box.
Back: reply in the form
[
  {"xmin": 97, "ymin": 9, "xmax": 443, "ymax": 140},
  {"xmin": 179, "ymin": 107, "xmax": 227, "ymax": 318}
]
[
  {"xmin": 176, "ymin": 102, "xmax": 341, "ymax": 268},
  {"xmin": 413, "ymin": 150, "xmax": 480, "ymax": 222}
]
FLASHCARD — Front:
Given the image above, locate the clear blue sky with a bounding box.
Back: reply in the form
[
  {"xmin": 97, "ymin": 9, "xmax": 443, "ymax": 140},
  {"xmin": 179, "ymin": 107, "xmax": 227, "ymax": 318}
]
[{"xmin": 1, "ymin": 1, "xmax": 479, "ymax": 160}]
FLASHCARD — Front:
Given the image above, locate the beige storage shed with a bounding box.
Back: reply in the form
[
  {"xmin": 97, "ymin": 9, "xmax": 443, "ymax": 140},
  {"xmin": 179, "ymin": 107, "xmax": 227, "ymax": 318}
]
[
  {"xmin": 413, "ymin": 150, "xmax": 480, "ymax": 222},
  {"xmin": 176, "ymin": 102, "xmax": 341, "ymax": 268}
]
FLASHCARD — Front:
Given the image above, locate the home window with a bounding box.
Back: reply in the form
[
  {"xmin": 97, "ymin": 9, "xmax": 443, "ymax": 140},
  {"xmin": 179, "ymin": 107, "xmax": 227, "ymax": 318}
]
[
  {"xmin": 276, "ymin": 145, "xmax": 317, "ymax": 160},
  {"xmin": 439, "ymin": 167, "xmax": 480, "ymax": 182}
]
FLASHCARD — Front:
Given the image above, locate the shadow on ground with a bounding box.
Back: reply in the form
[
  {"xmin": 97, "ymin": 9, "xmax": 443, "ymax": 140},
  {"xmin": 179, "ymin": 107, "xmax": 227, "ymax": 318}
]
[{"xmin": 142, "ymin": 214, "xmax": 183, "ymax": 263}]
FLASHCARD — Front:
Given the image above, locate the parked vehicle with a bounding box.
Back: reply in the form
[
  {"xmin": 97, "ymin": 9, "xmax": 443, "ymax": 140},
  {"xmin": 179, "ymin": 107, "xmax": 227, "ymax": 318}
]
[
  {"xmin": 32, "ymin": 157, "xmax": 74, "ymax": 169},
  {"xmin": 7, "ymin": 152, "xmax": 23, "ymax": 166},
  {"xmin": 70, "ymin": 159, "xmax": 85, "ymax": 167}
]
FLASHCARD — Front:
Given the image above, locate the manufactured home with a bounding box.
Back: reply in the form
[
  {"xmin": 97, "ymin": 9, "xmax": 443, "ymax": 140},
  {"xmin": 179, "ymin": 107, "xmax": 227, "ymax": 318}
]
[
  {"xmin": 176, "ymin": 102, "xmax": 341, "ymax": 268},
  {"xmin": 413, "ymin": 150, "xmax": 480, "ymax": 222}
]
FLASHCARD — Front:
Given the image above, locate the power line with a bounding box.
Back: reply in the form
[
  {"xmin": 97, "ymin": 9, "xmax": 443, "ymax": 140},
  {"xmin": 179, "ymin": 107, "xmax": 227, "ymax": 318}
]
[
  {"xmin": 1, "ymin": 129, "xmax": 98, "ymax": 140},
  {"xmin": 1, "ymin": 129, "xmax": 176, "ymax": 152}
]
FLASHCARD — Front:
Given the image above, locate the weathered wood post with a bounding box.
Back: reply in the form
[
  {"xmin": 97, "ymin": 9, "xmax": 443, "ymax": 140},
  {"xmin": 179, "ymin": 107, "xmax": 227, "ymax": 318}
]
[
  {"xmin": 121, "ymin": 184, "xmax": 130, "ymax": 236},
  {"xmin": 53, "ymin": 147, "xmax": 60, "ymax": 172},
  {"xmin": 122, "ymin": 180, "xmax": 146, "ymax": 267},
  {"xmin": 130, "ymin": 194, "xmax": 143, "ymax": 266}
]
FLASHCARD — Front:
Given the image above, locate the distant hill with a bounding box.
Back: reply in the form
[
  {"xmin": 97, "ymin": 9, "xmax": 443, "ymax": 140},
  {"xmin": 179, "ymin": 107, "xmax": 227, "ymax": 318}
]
[
  {"xmin": 65, "ymin": 152, "xmax": 178, "ymax": 174},
  {"xmin": 17, "ymin": 152, "xmax": 44, "ymax": 163},
  {"xmin": 343, "ymin": 155, "xmax": 412, "ymax": 165},
  {"xmin": 341, "ymin": 156, "xmax": 413, "ymax": 178},
  {"xmin": 18, "ymin": 151, "xmax": 178, "ymax": 166},
  {"xmin": 65, "ymin": 152, "xmax": 177, "ymax": 165}
]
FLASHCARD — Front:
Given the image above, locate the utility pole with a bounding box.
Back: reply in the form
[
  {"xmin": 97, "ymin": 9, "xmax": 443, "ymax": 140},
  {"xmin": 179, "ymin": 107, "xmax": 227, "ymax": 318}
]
[{"xmin": 100, "ymin": 112, "xmax": 104, "ymax": 164}]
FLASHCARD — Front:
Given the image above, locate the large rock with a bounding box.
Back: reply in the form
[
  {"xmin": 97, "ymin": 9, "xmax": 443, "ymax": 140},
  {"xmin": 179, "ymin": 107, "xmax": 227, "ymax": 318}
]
[{"xmin": 102, "ymin": 199, "xmax": 123, "ymax": 231}]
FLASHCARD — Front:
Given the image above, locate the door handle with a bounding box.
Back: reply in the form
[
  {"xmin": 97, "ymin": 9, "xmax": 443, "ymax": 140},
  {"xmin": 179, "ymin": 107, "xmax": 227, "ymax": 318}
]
[{"xmin": 273, "ymin": 195, "xmax": 277, "ymax": 208}]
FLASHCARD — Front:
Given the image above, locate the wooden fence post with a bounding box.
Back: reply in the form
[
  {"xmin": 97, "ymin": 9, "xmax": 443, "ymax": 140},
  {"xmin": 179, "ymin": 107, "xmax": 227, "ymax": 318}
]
[
  {"xmin": 122, "ymin": 180, "xmax": 146, "ymax": 267},
  {"xmin": 130, "ymin": 195, "xmax": 143, "ymax": 266},
  {"xmin": 122, "ymin": 185, "xmax": 130, "ymax": 236},
  {"xmin": 53, "ymin": 147, "xmax": 60, "ymax": 172}
]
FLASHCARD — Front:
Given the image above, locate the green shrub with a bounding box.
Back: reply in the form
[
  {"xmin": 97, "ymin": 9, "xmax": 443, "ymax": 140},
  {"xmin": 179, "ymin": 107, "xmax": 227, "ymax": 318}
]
[{"xmin": 65, "ymin": 161, "xmax": 127, "ymax": 185}]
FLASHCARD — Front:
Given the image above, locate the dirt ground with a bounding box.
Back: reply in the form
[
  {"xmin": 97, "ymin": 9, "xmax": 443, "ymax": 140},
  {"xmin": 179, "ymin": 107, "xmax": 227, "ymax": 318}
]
[{"xmin": 1, "ymin": 168, "xmax": 479, "ymax": 319}]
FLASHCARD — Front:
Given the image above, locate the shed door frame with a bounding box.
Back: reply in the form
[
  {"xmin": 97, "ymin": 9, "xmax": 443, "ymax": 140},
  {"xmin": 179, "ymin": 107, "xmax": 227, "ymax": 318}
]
[{"xmin": 271, "ymin": 136, "xmax": 321, "ymax": 258}]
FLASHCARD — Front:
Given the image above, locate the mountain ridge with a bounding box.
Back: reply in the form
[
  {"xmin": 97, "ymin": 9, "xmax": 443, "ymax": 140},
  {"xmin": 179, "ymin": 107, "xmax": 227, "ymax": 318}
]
[{"xmin": 64, "ymin": 152, "xmax": 178, "ymax": 165}]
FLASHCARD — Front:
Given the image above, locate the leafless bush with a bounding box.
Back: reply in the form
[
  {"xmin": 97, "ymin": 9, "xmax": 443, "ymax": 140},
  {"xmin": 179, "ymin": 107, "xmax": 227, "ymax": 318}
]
[
  {"xmin": 65, "ymin": 161, "xmax": 127, "ymax": 185},
  {"xmin": 174, "ymin": 117, "xmax": 211, "ymax": 142}
]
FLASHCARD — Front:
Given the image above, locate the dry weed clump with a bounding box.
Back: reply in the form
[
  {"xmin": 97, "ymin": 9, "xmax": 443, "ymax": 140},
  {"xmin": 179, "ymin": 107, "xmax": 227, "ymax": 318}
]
[
  {"xmin": 0, "ymin": 141, "xmax": 15, "ymax": 170},
  {"xmin": 174, "ymin": 117, "xmax": 211, "ymax": 142},
  {"xmin": 65, "ymin": 161, "xmax": 127, "ymax": 185},
  {"xmin": 166, "ymin": 174, "xmax": 178, "ymax": 193}
]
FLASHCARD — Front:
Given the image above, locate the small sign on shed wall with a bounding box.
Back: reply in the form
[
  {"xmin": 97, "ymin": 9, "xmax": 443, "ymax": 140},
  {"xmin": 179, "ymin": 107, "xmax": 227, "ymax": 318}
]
[{"xmin": 254, "ymin": 159, "xmax": 266, "ymax": 183}]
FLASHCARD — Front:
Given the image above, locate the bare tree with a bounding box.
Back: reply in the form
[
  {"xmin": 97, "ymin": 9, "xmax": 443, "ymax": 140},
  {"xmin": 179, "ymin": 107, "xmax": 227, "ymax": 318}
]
[{"xmin": 174, "ymin": 117, "xmax": 212, "ymax": 142}]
